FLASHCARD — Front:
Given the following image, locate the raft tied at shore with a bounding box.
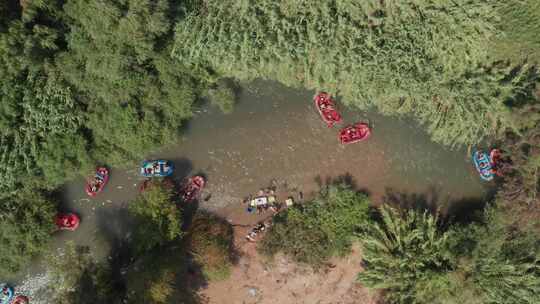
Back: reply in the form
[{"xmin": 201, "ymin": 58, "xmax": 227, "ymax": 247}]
[
  {"xmin": 472, "ymin": 150, "xmax": 494, "ymax": 181},
  {"xmin": 314, "ymin": 92, "xmax": 342, "ymax": 127}
]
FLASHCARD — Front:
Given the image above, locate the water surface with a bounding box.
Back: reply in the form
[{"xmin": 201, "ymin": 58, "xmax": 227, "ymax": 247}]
[{"xmin": 15, "ymin": 80, "xmax": 490, "ymax": 280}]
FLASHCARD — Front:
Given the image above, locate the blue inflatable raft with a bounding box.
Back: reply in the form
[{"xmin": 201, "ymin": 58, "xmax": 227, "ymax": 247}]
[
  {"xmin": 0, "ymin": 284, "xmax": 13, "ymax": 304},
  {"xmin": 472, "ymin": 150, "xmax": 494, "ymax": 181},
  {"xmin": 140, "ymin": 160, "xmax": 174, "ymax": 177}
]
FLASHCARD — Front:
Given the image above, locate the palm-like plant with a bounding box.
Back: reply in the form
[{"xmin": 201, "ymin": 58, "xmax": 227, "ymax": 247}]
[{"xmin": 358, "ymin": 205, "xmax": 455, "ymax": 304}]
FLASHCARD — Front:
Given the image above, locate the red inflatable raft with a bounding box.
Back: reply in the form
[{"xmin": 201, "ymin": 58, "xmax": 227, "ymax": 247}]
[
  {"xmin": 314, "ymin": 92, "xmax": 342, "ymax": 127},
  {"xmin": 12, "ymin": 295, "xmax": 29, "ymax": 304},
  {"xmin": 181, "ymin": 176, "xmax": 205, "ymax": 202},
  {"xmin": 55, "ymin": 213, "xmax": 80, "ymax": 231},
  {"xmin": 85, "ymin": 167, "xmax": 109, "ymax": 197},
  {"xmin": 339, "ymin": 122, "xmax": 371, "ymax": 144}
]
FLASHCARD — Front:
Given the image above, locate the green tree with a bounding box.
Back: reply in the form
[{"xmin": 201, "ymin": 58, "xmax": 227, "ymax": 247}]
[
  {"xmin": 358, "ymin": 205, "xmax": 456, "ymax": 304},
  {"xmin": 0, "ymin": 1, "xmax": 91, "ymax": 193},
  {"xmin": 260, "ymin": 185, "xmax": 370, "ymax": 267},
  {"xmin": 128, "ymin": 180, "xmax": 183, "ymax": 254},
  {"xmin": 60, "ymin": 0, "xmax": 200, "ymax": 165}
]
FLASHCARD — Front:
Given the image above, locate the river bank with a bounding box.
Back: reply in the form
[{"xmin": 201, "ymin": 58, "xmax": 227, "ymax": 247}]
[{"xmin": 12, "ymin": 80, "xmax": 491, "ymax": 302}]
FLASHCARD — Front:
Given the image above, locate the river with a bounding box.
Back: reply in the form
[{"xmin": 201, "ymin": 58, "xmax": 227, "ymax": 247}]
[{"xmin": 14, "ymin": 80, "xmax": 490, "ymax": 283}]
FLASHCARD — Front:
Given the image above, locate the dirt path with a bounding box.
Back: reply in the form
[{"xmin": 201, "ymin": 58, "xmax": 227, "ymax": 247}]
[{"xmin": 201, "ymin": 228, "xmax": 380, "ymax": 304}]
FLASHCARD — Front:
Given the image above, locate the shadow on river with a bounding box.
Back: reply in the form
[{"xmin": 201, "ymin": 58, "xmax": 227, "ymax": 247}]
[{"xmin": 14, "ymin": 80, "xmax": 492, "ymax": 283}]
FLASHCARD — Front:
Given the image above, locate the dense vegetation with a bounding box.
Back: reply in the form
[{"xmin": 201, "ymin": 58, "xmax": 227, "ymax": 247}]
[
  {"xmin": 0, "ymin": 1, "xmax": 538, "ymax": 303},
  {"xmin": 358, "ymin": 203, "xmax": 540, "ymax": 304},
  {"xmin": 0, "ymin": 189, "xmax": 56, "ymax": 276},
  {"xmin": 173, "ymin": 0, "xmax": 538, "ymax": 147},
  {"xmin": 493, "ymin": 0, "xmax": 540, "ymax": 63},
  {"xmin": 358, "ymin": 206, "xmax": 455, "ymax": 304},
  {"xmin": 0, "ymin": 0, "xmax": 208, "ymax": 270},
  {"xmin": 0, "ymin": 0, "xmax": 205, "ymax": 195},
  {"xmin": 128, "ymin": 180, "xmax": 183, "ymax": 254},
  {"xmin": 186, "ymin": 211, "xmax": 235, "ymax": 281},
  {"xmin": 260, "ymin": 185, "xmax": 370, "ymax": 266}
]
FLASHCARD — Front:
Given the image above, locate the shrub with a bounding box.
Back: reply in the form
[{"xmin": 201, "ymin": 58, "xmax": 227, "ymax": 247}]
[
  {"xmin": 259, "ymin": 185, "xmax": 370, "ymax": 267},
  {"xmin": 187, "ymin": 211, "xmax": 234, "ymax": 281}
]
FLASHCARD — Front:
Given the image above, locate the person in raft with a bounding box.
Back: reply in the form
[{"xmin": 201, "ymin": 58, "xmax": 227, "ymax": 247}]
[
  {"xmin": 1, "ymin": 286, "xmax": 10, "ymax": 296},
  {"xmin": 61, "ymin": 216, "xmax": 71, "ymax": 227},
  {"xmin": 90, "ymin": 176, "xmax": 104, "ymax": 192},
  {"xmin": 90, "ymin": 182, "xmax": 98, "ymax": 193}
]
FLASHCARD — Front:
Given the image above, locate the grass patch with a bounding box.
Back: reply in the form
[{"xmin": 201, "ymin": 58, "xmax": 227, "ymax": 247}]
[{"xmin": 493, "ymin": 0, "xmax": 540, "ymax": 63}]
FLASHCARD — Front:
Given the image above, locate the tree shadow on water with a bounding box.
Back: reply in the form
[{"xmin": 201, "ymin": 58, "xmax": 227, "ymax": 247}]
[
  {"xmin": 170, "ymin": 157, "xmax": 194, "ymax": 181},
  {"xmin": 94, "ymin": 208, "xmax": 134, "ymax": 299},
  {"xmin": 382, "ymin": 186, "xmax": 441, "ymax": 215},
  {"xmin": 381, "ymin": 187, "xmax": 489, "ymax": 226},
  {"xmin": 445, "ymin": 197, "xmax": 487, "ymax": 224},
  {"xmin": 314, "ymin": 172, "xmax": 371, "ymax": 196}
]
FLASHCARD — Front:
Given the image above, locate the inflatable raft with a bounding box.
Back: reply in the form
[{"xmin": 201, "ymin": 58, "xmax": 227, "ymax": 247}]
[
  {"xmin": 339, "ymin": 122, "xmax": 371, "ymax": 144},
  {"xmin": 12, "ymin": 295, "xmax": 29, "ymax": 304},
  {"xmin": 181, "ymin": 176, "xmax": 205, "ymax": 202},
  {"xmin": 473, "ymin": 150, "xmax": 494, "ymax": 181},
  {"xmin": 0, "ymin": 284, "xmax": 13, "ymax": 304},
  {"xmin": 314, "ymin": 92, "xmax": 342, "ymax": 127},
  {"xmin": 140, "ymin": 160, "xmax": 174, "ymax": 177},
  {"xmin": 55, "ymin": 213, "xmax": 80, "ymax": 231},
  {"xmin": 85, "ymin": 167, "xmax": 109, "ymax": 197}
]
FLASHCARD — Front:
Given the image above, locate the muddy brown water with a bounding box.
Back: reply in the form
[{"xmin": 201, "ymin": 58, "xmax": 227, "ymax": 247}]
[{"xmin": 12, "ymin": 80, "xmax": 490, "ymax": 282}]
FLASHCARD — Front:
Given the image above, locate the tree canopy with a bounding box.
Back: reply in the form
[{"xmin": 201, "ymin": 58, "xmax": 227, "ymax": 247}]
[
  {"xmin": 128, "ymin": 180, "xmax": 183, "ymax": 254},
  {"xmin": 260, "ymin": 185, "xmax": 370, "ymax": 266},
  {"xmin": 0, "ymin": 189, "xmax": 56, "ymax": 276}
]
